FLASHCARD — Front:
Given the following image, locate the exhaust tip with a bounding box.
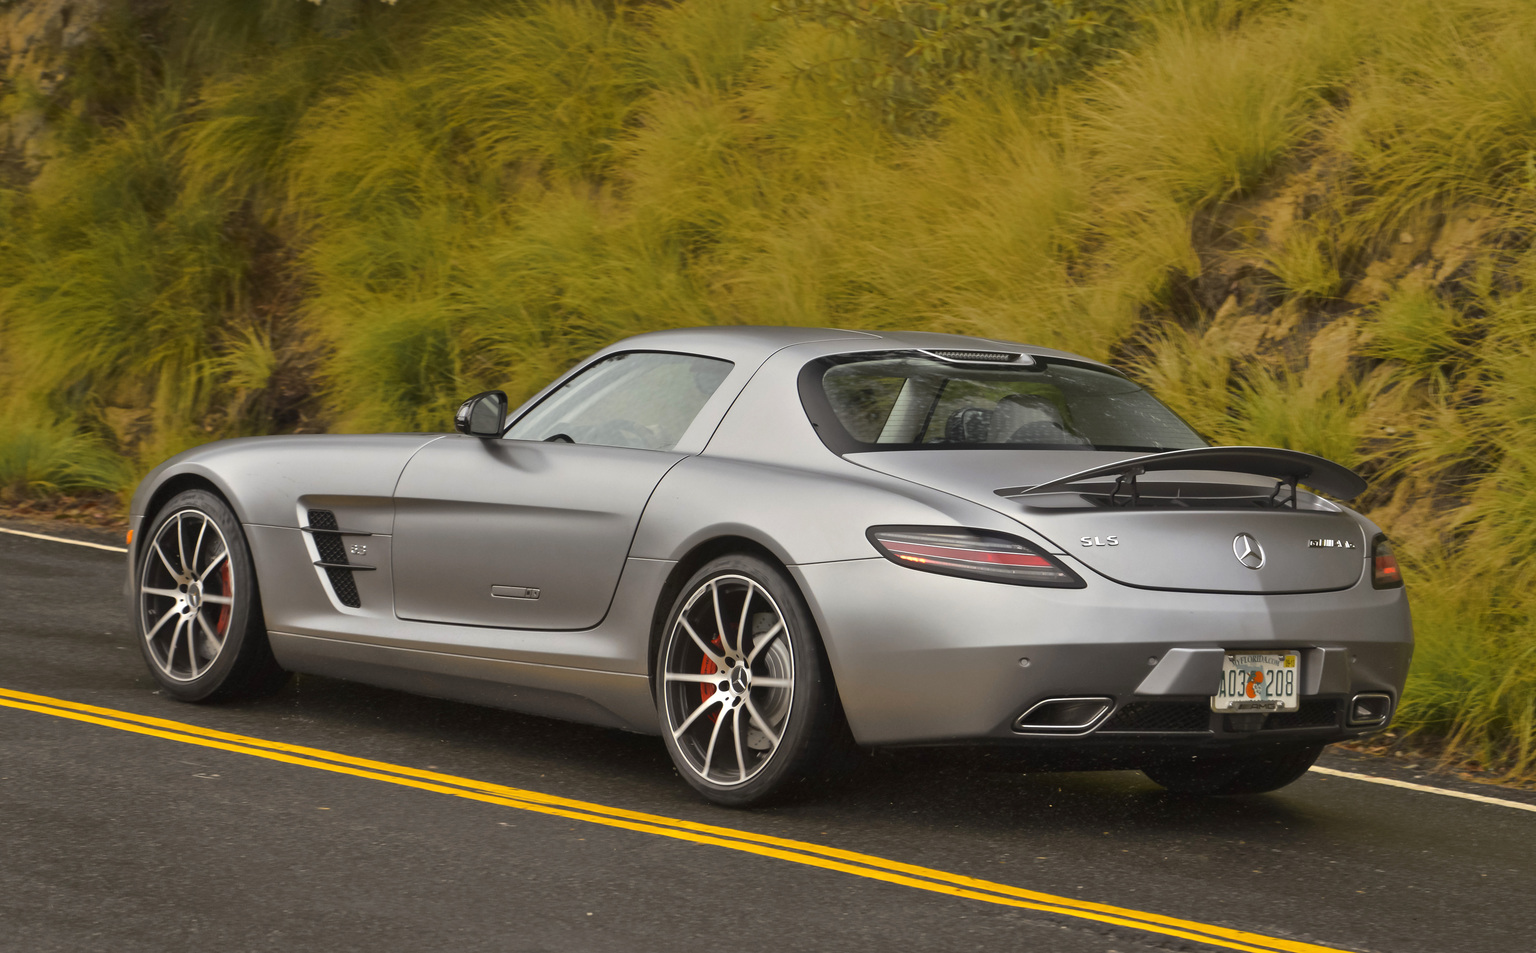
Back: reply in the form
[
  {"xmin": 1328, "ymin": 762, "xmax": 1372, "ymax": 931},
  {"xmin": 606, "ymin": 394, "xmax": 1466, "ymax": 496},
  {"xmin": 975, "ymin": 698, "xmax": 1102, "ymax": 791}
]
[
  {"xmin": 1014, "ymin": 697, "xmax": 1113, "ymax": 733},
  {"xmin": 1349, "ymin": 692, "xmax": 1393, "ymax": 727}
]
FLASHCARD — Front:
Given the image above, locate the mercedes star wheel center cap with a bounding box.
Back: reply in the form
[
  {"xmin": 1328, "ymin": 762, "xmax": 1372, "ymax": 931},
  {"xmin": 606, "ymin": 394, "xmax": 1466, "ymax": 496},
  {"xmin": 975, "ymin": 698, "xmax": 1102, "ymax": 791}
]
[{"xmin": 1233, "ymin": 533, "xmax": 1265, "ymax": 570}]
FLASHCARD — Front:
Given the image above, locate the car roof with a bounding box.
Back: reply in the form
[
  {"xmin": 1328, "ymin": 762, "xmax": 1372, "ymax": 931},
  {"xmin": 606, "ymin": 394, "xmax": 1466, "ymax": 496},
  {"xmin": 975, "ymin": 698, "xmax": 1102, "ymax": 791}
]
[{"xmin": 603, "ymin": 325, "xmax": 1108, "ymax": 368}]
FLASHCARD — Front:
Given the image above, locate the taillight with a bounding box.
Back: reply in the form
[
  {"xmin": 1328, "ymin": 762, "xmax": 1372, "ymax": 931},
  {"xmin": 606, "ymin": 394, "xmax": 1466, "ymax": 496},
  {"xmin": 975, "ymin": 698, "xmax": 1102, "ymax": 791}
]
[
  {"xmin": 1371, "ymin": 534, "xmax": 1403, "ymax": 589},
  {"xmin": 867, "ymin": 526, "xmax": 1085, "ymax": 588}
]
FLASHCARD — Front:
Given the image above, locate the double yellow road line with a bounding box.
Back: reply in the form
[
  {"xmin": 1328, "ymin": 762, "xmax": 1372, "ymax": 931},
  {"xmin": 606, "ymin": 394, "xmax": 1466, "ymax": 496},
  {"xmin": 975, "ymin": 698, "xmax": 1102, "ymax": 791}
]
[{"xmin": 0, "ymin": 686, "xmax": 1349, "ymax": 953}]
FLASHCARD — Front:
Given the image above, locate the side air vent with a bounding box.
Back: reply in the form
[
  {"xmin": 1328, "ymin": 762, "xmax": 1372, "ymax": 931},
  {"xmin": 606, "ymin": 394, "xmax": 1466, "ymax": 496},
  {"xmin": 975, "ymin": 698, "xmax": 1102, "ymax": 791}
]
[
  {"xmin": 918, "ymin": 348, "xmax": 1032, "ymax": 365},
  {"xmin": 307, "ymin": 509, "xmax": 361, "ymax": 608}
]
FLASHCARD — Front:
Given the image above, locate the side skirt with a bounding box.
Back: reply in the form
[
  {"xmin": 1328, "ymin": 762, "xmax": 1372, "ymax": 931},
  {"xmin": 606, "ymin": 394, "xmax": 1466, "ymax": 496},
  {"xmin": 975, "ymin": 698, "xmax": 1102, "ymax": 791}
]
[{"xmin": 268, "ymin": 631, "xmax": 660, "ymax": 735}]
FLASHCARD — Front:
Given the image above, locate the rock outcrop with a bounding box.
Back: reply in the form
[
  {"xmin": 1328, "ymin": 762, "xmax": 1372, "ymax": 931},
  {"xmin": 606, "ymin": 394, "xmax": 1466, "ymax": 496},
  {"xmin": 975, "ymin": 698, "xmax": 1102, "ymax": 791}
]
[{"xmin": 1, "ymin": 0, "xmax": 106, "ymax": 175}]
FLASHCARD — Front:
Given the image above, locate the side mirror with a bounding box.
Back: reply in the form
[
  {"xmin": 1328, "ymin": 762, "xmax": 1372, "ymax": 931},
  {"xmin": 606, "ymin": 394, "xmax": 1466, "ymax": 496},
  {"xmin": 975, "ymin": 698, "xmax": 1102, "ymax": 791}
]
[{"xmin": 454, "ymin": 391, "xmax": 508, "ymax": 438}]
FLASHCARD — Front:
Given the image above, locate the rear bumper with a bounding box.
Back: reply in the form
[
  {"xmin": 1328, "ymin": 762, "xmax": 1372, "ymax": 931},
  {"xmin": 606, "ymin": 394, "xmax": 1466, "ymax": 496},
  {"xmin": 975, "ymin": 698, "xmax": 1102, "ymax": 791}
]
[{"xmin": 791, "ymin": 557, "xmax": 1412, "ymax": 747}]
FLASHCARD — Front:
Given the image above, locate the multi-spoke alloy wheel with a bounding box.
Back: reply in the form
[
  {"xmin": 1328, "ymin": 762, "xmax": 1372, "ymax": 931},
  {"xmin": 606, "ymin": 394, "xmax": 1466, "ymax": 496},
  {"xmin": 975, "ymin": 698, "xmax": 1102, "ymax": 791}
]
[
  {"xmin": 133, "ymin": 489, "xmax": 286, "ymax": 701},
  {"xmin": 657, "ymin": 555, "xmax": 845, "ymax": 806},
  {"xmin": 140, "ymin": 508, "xmax": 236, "ymax": 682},
  {"xmin": 662, "ymin": 573, "xmax": 794, "ymax": 786}
]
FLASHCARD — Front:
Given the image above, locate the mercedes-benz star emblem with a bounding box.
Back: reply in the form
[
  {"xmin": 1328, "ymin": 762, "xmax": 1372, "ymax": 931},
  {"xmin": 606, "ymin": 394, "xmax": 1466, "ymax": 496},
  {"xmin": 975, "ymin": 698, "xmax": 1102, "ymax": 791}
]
[{"xmin": 1233, "ymin": 533, "xmax": 1265, "ymax": 570}]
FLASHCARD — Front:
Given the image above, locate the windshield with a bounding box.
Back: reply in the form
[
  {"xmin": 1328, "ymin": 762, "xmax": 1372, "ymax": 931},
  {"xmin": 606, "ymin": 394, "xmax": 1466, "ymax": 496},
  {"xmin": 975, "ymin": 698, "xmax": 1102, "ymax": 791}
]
[{"xmin": 804, "ymin": 352, "xmax": 1205, "ymax": 453}]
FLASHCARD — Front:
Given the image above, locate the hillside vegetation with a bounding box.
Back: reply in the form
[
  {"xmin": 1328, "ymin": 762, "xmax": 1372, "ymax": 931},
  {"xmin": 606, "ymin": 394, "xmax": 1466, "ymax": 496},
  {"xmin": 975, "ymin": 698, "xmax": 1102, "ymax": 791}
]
[{"xmin": 2, "ymin": 0, "xmax": 1534, "ymax": 775}]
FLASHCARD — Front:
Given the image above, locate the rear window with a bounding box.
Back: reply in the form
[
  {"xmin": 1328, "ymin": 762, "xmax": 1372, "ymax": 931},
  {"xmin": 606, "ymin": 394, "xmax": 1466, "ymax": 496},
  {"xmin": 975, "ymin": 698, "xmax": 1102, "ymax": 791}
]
[{"xmin": 802, "ymin": 352, "xmax": 1204, "ymax": 453}]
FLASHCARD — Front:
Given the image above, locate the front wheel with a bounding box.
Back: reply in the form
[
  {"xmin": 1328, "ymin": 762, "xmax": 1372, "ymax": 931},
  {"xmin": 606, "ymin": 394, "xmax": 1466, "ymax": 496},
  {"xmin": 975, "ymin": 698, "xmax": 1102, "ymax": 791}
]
[
  {"xmin": 1143, "ymin": 744, "xmax": 1324, "ymax": 795},
  {"xmin": 656, "ymin": 554, "xmax": 846, "ymax": 806},
  {"xmin": 134, "ymin": 489, "xmax": 287, "ymax": 701}
]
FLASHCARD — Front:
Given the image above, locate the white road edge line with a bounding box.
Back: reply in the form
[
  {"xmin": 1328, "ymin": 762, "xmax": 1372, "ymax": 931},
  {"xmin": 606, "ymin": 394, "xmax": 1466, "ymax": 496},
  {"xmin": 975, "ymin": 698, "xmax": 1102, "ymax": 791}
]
[
  {"xmin": 1310, "ymin": 765, "xmax": 1536, "ymax": 813},
  {"xmin": 0, "ymin": 526, "xmax": 127, "ymax": 553}
]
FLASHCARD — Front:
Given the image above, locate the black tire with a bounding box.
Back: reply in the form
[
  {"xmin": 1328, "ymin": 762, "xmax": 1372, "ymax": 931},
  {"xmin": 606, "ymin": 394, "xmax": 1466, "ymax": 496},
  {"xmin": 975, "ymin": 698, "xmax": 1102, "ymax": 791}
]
[
  {"xmin": 655, "ymin": 554, "xmax": 851, "ymax": 806},
  {"xmin": 1143, "ymin": 744, "xmax": 1324, "ymax": 796},
  {"xmin": 133, "ymin": 489, "xmax": 288, "ymax": 702}
]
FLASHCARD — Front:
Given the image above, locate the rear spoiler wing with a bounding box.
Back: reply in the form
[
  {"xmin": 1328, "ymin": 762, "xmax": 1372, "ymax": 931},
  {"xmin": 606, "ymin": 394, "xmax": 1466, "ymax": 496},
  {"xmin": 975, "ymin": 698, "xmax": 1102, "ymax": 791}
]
[{"xmin": 1008, "ymin": 446, "xmax": 1368, "ymax": 502}]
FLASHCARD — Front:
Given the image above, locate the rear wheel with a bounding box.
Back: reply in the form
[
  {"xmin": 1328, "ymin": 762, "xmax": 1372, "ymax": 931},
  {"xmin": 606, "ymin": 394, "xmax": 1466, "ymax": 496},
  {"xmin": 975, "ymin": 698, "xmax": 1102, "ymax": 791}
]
[
  {"xmin": 135, "ymin": 489, "xmax": 287, "ymax": 701},
  {"xmin": 1143, "ymin": 744, "xmax": 1324, "ymax": 795},
  {"xmin": 656, "ymin": 554, "xmax": 847, "ymax": 806}
]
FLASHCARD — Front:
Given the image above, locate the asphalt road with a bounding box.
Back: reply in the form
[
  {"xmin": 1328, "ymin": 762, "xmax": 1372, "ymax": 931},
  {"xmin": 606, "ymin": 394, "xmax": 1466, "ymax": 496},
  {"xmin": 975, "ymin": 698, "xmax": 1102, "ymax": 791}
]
[{"xmin": 2, "ymin": 524, "xmax": 1532, "ymax": 953}]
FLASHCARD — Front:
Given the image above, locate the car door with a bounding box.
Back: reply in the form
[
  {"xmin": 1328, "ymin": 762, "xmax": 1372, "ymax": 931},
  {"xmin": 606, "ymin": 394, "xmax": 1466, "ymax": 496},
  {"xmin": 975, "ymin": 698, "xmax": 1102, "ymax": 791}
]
[{"xmin": 391, "ymin": 350, "xmax": 734, "ymax": 631}]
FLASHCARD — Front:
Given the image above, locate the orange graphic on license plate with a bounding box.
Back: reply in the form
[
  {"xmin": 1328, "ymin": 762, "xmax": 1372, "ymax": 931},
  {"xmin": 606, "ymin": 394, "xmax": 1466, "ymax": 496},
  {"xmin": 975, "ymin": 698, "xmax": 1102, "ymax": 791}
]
[{"xmin": 1245, "ymin": 670, "xmax": 1264, "ymax": 698}]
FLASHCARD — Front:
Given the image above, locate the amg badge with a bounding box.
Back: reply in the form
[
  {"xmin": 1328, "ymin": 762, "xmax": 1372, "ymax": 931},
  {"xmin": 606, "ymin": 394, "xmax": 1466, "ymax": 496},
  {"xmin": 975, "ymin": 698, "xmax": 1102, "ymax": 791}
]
[{"xmin": 1307, "ymin": 538, "xmax": 1358, "ymax": 549}]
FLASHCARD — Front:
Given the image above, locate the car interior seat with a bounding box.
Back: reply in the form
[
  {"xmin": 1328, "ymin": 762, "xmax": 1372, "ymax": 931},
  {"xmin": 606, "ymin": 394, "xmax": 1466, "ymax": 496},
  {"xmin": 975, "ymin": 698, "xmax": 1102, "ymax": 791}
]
[
  {"xmin": 944, "ymin": 406, "xmax": 992, "ymax": 443},
  {"xmin": 990, "ymin": 394, "xmax": 1088, "ymax": 445}
]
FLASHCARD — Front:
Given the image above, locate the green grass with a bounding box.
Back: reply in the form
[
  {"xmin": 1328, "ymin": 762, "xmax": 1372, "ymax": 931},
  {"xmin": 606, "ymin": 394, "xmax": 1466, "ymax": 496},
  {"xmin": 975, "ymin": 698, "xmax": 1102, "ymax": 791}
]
[
  {"xmin": 0, "ymin": 416, "xmax": 134, "ymax": 499},
  {"xmin": 1398, "ymin": 552, "xmax": 1536, "ymax": 779},
  {"xmin": 1262, "ymin": 226, "xmax": 1344, "ymax": 302},
  {"xmin": 2, "ymin": 0, "xmax": 1535, "ymax": 775},
  {"xmin": 1335, "ymin": 0, "xmax": 1536, "ymax": 225},
  {"xmin": 1080, "ymin": 12, "xmax": 1338, "ymax": 209}
]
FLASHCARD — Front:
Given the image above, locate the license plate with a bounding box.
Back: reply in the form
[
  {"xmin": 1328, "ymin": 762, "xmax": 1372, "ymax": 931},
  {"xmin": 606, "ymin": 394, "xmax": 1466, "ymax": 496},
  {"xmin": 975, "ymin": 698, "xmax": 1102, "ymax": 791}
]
[{"xmin": 1211, "ymin": 652, "xmax": 1300, "ymax": 712}]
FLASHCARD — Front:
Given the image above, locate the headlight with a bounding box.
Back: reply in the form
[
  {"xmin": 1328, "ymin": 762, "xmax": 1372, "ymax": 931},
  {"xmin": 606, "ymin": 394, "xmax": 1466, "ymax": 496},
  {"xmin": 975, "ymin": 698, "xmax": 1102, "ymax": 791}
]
[
  {"xmin": 1371, "ymin": 533, "xmax": 1403, "ymax": 589},
  {"xmin": 866, "ymin": 526, "xmax": 1086, "ymax": 588}
]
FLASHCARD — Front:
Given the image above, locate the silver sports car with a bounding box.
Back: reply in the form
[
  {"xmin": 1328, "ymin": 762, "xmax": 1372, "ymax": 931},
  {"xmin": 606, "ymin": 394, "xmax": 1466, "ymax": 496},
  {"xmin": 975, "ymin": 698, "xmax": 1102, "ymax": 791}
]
[{"xmin": 126, "ymin": 327, "xmax": 1411, "ymax": 804}]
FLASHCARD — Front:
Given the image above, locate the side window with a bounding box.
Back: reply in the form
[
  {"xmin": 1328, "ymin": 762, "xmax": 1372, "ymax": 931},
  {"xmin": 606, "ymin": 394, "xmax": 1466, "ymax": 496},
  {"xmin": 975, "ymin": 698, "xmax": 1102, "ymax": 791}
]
[{"xmin": 505, "ymin": 352, "xmax": 734, "ymax": 451}]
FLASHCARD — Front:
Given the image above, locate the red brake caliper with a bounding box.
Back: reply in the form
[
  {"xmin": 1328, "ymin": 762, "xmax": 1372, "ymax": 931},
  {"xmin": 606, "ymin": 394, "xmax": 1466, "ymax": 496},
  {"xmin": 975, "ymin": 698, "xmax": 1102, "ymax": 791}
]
[
  {"xmin": 216, "ymin": 562, "xmax": 233, "ymax": 635},
  {"xmin": 699, "ymin": 636, "xmax": 723, "ymax": 722}
]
